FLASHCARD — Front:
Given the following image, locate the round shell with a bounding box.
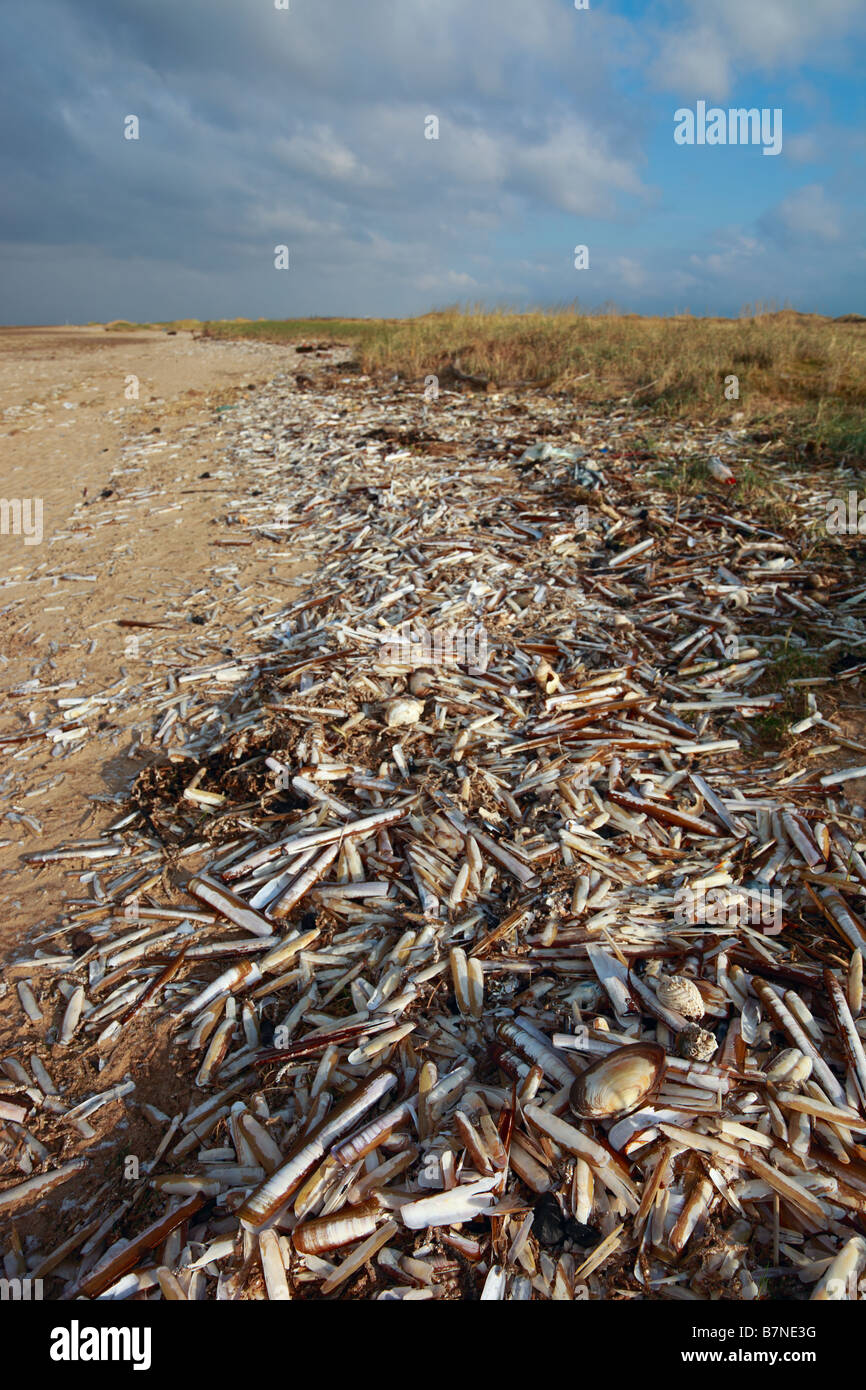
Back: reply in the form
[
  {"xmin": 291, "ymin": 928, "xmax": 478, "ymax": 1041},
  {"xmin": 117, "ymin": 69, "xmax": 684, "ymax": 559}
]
[
  {"xmin": 655, "ymin": 973, "xmax": 704, "ymax": 1020},
  {"xmin": 678, "ymin": 1024, "xmax": 717, "ymax": 1062},
  {"xmin": 569, "ymin": 1043, "xmax": 665, "ymax": 1121}
]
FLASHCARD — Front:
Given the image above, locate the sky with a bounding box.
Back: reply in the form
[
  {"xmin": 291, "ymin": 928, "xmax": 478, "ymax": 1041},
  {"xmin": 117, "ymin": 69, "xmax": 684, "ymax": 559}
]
[{"xmin": 1, "ymin": 0, "xmax": 864, "ymax": 323}]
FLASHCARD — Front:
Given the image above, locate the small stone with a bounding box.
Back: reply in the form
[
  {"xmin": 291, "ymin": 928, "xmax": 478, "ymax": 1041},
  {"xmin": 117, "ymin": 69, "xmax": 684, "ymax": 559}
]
[
  {"xmin": 532, "ymin": 1193, "xmax": 565, "ymax": 1248},
  {"xmin": 565, "ymin": 1220, "xmax": 602, "ymax": 1249}
]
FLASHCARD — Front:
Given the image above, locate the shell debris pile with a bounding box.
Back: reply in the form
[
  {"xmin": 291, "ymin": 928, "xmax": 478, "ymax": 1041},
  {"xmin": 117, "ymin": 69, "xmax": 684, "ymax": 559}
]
[{"xmin": 3, "ymin": 370, "xmax": 866, "ymax": 1301}]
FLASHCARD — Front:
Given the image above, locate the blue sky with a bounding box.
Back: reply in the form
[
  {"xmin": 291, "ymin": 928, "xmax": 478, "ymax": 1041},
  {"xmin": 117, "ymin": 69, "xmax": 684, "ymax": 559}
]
[{"xmin": 1, "ymin": 0, "xmax": 864, "ymax": 322}]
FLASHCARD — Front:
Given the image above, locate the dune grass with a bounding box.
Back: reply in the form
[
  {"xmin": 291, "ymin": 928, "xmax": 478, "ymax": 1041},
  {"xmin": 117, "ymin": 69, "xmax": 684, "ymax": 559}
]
[{"xmin": 193, "ymin": 308, "xmax": 866, "ymax": 463}]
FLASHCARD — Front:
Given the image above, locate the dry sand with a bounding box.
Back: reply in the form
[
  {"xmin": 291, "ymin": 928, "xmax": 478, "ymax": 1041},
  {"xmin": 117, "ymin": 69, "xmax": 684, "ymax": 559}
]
[{"xmin": 0, "ymin": 328, "xmax": 343, "ymax": 1200}]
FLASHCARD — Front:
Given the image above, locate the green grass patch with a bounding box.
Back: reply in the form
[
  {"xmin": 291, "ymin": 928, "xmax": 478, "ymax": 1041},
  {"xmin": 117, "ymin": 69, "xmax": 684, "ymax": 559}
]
[
  {"xmin": 200, "ymin": 318, "xmax": 395, "ymax": 349},
  {"xmin": 762, "ymin": 646, "xmax": 830, "ymax": 686},
  {"xmin": 742, "ymin": 643, "xmax": 832, "ymax": 747}
]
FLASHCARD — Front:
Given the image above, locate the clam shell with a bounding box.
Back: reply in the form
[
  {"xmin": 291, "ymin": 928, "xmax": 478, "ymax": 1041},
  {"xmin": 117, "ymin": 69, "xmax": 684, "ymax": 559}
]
[
  {"xmin": 655, "ymin": 973, "xmax": 704, "ymax": 1020},
  {"xmin": 569, "ymin": 1043, "xmax": 665, "ymax": 1120}
]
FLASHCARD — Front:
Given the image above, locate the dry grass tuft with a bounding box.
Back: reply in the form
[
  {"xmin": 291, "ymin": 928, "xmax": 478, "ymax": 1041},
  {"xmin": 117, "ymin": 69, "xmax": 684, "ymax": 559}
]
[{"xmin": 200, "ymin": 307, "xmax": 866, "ymax": 463}]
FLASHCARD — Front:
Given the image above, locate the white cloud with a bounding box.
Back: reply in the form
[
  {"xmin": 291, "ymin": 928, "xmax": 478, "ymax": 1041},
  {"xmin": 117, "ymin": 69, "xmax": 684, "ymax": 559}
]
[
  {"xmin": 2, "ymin": 0, "xmax": 862, "ymax": 321},
  {"xmin": 272, "ymin": 128, "xmax": 378, "ymax": 188},
  {"xmin": 650, "ymin": 0, "xmax": 866, "ymax": 96},
  {"xmin": 611, "ymin": 256, "xmax": 648, "ymax": 290},
  {"xmin": 510, "ymin": 121, "xmax": 647, "ymax": 217},
  {"xmin": 785, "ymin": 133, "xmax": 822, "ymax": 164},
  {"xmin": 766, "ymin": 184, "xmax": 842, "ymax": 243},
  {"xmin": 416, "ymin": 269, "xmax": 478, "ymax": 292},
  {"xmin": 687, "ymin": 233, "xmax": 764, "ymax": 278}
]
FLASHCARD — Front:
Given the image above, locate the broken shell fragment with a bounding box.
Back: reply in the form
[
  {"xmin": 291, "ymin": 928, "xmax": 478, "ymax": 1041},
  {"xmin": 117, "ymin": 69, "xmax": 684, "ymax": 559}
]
[
  {"xmin": 386, "ymin": 697, "xmax": 425, "ymax": 728},
  {"xmin": 655, "ymin": 973, "xmax": 704, "ymax": 1021},
  {"xmin": 678, "ymin": 1025, "xmax": 718, "ymax": 1062},
  {"xmin": 569, "ymin": 1043, "xmax": 665, "ymax": 1121},
  {"xmin": 534, "ymin": 657, "xmax": 561, "ymax": 694}
]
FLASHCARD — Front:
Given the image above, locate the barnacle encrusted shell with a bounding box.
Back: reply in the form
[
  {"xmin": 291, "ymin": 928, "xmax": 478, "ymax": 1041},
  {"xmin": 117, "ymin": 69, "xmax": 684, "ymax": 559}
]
[
  {"xmin": 655, "ymin": 973, "xmax": 705, "ymax": 1020},
  {"xmin": 569, "ymin": 1043, "xmax": 665, "ymax": 1120},
  {"xmin": 678, "ymin": 1024, "xmax": 718, "ymax": 1062}
]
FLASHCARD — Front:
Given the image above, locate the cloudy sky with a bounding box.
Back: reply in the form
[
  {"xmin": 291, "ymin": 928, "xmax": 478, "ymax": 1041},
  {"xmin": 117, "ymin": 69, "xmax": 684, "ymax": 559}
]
[{"xmin": 2, "ymin": 0, "xmax": 864, "ymax": 322}]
